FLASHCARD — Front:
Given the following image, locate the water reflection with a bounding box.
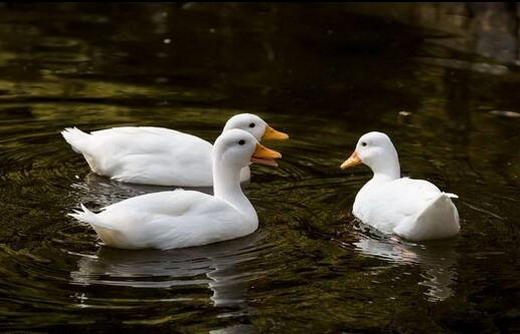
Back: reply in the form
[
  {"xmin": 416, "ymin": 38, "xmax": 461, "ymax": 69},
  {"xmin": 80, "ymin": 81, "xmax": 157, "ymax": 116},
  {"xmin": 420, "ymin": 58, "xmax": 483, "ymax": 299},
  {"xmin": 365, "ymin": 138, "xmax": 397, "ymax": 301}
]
[
  {"xmin": 0, "ymin": 3, "xmax": 519, "ymax": 332},
  {"xmin": 209, "ymin": 324, "xmax": 256, "ymax": 334},
  {"xmin": 349, "ymin": 3, "xmax": 520, "ymax": 66},
  {"xmin": 71, "ymin": 231, "xmax": 269, "ymax": 310},
  {"xmin": 354, "ymin": 235, "xmax": 458, "ymax": 302}
]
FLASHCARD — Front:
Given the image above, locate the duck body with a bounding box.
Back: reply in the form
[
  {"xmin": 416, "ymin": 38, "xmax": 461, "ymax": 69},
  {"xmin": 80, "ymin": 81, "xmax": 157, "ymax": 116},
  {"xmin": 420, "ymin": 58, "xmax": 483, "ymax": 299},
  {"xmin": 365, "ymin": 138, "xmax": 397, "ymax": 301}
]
[
  {"xmin": 341, "ymin": 132, "xmax": 460, "ymax": 241},
  {"xmin": 69, "ymin": 129, "xmax": 282, "ymax": 250},
  {"xmin": 62, "ymin": 126, "xmax": 248, "ymax": 187},
  {"xmin": 61, "ymin": 114, "xmax": 287, "ymax": 187},
  {"xmin": 75, "ymin": 189, "xmax": 257, "ymax": 250},
  {"xmin": 353, "ymin": 177, "xmax": 460, "ymax": 241}
]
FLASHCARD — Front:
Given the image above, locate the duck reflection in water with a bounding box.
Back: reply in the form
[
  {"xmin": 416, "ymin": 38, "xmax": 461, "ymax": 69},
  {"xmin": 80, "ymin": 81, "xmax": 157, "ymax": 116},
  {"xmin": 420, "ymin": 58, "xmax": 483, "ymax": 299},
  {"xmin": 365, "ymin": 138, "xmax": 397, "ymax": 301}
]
[
  {"xmin": 70, "ymin": 230, "xmax": 269, "ymax": 310},
  {"xmin": 353, "ymin": 231, "xmax": 458, "ymax": 302}
]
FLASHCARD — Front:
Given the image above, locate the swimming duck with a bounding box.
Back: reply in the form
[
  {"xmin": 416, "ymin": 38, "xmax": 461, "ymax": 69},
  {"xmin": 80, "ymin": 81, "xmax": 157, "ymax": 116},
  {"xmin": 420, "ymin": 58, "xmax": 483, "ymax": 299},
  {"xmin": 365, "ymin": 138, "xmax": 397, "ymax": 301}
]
[
  {"xmin": 340, "ymin": 132, "xmax": 460, "ymax": 241},
  {"xmin": 69, "ymin": 129, "xmax": 281, "ymax": 250},
  {"xmin": 61, "ymin": 113, "xmax": 288, "ymax": 187}
]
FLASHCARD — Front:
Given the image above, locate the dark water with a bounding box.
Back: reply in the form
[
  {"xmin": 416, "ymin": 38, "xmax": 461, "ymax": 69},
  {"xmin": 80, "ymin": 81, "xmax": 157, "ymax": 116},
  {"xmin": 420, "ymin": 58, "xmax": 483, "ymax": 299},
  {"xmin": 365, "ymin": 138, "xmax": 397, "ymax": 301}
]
[{"xmin": 0, "ymin": 3, "xmax": 519, "ymax": 333}]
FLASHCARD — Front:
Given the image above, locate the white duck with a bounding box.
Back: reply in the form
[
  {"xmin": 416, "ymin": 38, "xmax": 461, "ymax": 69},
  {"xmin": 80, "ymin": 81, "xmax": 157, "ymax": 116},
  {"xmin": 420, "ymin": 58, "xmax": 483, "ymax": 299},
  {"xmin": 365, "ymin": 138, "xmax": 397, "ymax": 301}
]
[
  {"xmin": 69, "ymin": 129, "xmax": 281, "ymax": 250},
  {"xmin": 61, "ymin": 113, "xmax": 288, "ymax": 187},
  {"xmin": 340, "ymin": 132, "xmax": 460, "ymax": 241}
]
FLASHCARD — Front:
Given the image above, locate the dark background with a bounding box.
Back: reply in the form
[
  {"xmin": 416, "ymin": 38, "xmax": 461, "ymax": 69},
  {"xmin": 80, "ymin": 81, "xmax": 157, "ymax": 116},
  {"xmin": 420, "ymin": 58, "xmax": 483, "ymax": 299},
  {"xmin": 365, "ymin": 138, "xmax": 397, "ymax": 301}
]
[{"xmin": 0, "ymin": 3, "xmax": 518, "ymax": 333}]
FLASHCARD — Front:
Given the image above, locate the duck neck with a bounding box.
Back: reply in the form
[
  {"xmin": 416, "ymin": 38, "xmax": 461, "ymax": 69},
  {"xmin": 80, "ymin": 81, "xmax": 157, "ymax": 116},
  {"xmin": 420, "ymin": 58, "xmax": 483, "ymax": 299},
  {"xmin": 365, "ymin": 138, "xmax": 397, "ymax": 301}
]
[
  {"xmin": 213, "ymin": 160, "xmax": 254, "ymax": 215},
  {"xmin": 370, "ymin": 153, "xmax": 401, "ymax": 182}
]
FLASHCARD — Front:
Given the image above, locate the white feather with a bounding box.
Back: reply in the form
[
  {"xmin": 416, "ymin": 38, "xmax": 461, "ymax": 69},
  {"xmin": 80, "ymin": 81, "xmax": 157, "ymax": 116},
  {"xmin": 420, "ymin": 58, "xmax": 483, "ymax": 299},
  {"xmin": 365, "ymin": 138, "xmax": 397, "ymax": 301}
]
[
  {"xmin": 61, "ymin": 114, "xmax": 284, "ymax": 187},
  {"xmin": 346, "ymin": 132, "xmax": 460, "ymax": 241},
  {"xmin": 67, "ymin": 130, "xmax": 271, "ymax": 250}
]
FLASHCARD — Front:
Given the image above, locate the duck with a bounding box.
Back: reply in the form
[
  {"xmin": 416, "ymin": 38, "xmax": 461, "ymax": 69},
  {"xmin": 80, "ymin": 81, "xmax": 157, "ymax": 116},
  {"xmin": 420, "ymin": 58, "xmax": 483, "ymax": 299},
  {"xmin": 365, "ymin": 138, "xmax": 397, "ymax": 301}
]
[
  {"xmin": 69, "ymin": 129, "xmax": 281, "ymax": 250},
  {"xmin": 340, "ymin": 131, "xmax": 460, "ymax": 241},
  {"xmin": 61, "ymin": 113, "xmax": 288, "ymax": 187}
]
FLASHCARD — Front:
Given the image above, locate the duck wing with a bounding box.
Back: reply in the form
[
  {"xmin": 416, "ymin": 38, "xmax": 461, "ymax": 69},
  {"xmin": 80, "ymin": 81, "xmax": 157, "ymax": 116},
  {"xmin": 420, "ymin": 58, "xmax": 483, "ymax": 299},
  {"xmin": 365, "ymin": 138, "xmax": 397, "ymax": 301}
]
[
  {"xmin": 356, "ymin": 178, "xmax": 446, "ymax": 234},
  {"xmin": 64, "ymin": 126, "xmax": 214, "ymax": 186},
  {"xmin": 71, "ymin": 190, "xmax": 241, "ymax": 249}
]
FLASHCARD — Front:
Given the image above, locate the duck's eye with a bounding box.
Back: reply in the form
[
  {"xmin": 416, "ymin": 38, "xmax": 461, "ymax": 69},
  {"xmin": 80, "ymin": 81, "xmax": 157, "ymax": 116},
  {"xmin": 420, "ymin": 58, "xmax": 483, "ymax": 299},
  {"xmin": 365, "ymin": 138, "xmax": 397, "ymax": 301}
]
[
  {"xmin": 238, "ymin": 140, "xmax": 246, "ymax": 145},
  {"xmin": 249, "ymin": 123, "xmax": 255, "ymax": 128},
  {"xmin": 361, "ymin": 142, "xmax": 367, "ymax": 147}
]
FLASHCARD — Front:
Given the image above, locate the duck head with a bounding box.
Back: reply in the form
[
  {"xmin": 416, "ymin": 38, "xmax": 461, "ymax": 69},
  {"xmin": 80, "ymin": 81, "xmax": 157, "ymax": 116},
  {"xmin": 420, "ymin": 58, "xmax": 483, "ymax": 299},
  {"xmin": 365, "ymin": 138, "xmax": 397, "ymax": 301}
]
[
  {"xmin": 340, "ymin": 131, "xmax": 400, "ymax": 180},
  {"xmin": 223, "ymin": 113, "xmax": 289, "ymax": 142},
  {"xmin": 213, "ymin": 129, "xmax": 282, "ymax": 169}
]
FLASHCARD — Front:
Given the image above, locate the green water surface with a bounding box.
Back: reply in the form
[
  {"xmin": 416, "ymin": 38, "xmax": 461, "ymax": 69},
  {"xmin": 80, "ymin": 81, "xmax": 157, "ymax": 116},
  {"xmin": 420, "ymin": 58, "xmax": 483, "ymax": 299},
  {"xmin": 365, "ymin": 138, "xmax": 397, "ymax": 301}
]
[{"xmin": 0, "ymin": 4, "xmax": 519, "ymax": 333}]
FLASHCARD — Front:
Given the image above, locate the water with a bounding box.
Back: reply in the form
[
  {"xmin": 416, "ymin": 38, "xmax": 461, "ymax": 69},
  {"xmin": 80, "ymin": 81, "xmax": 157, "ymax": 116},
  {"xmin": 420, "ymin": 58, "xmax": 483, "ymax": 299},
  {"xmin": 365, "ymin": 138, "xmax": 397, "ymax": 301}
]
[{"xmin": 0, "ymin": 3, "xmax": 519, "ymax": 333}]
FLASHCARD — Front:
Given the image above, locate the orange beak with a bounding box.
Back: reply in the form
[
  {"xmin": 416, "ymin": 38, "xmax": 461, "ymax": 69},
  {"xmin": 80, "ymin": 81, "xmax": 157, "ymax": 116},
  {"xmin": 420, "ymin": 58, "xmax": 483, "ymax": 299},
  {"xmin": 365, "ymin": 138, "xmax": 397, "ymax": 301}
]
[
  {"xmin": 262, "ymin": 125, "xmax": 289, "ymax": 140},
  {"xmin": 340, "ymin": 150, "xmax": 362, "ymax": 169},
  {"xmin": 251, "ymin": 143, "xmax": 282, "ymax": 167}
]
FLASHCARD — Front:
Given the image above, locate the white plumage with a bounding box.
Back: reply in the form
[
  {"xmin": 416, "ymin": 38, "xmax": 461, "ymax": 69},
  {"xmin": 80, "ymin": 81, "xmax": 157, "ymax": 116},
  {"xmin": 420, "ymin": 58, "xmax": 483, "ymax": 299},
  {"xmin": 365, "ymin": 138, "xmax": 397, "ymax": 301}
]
[
  {"xmin": 69, "ymin": 129, "xmax": 282, "ymax": 250},
  {"xmin": 341, "ymin": 132, "xmax": 460, "ymax": 241},
  {"xmin": 61, "ymin": 113, "xmax": 287, "ymax": 187}
]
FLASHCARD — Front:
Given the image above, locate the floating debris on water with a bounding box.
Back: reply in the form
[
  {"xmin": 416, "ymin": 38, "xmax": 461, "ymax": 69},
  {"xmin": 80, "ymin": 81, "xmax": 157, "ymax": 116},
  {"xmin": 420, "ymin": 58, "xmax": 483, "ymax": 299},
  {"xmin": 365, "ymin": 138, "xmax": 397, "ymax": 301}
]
[{"xmin": 489, "ymin": 110, "xmax": 520, "ymax": 118}]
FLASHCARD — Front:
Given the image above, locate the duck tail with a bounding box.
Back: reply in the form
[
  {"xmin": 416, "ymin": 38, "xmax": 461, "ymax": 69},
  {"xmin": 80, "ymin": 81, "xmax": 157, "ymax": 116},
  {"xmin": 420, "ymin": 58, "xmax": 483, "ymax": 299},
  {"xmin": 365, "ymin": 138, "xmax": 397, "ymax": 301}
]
[
  {"xmin": 61, "ymin": 127, "xmax": 91, "ymax": 154},
  {"xmin": 69, "ymin": 204, "xmax": 116, "ymax": 230},
  {"xmin": 445, "ymin": 192, "xmax": 458, "ymax": 199},
  {"xmin": 394, "ymin": 193, "xmax": 460, "ymax": 241}
]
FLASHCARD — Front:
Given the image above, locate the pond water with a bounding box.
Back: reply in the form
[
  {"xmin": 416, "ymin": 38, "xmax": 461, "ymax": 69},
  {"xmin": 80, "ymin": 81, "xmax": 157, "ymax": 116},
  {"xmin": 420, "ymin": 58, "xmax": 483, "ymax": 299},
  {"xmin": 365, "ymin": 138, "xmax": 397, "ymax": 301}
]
[{"xmin": 0, "ymin": 3, "xmax": 519, "ymax": 333}]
